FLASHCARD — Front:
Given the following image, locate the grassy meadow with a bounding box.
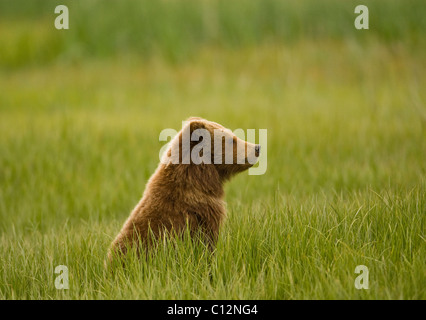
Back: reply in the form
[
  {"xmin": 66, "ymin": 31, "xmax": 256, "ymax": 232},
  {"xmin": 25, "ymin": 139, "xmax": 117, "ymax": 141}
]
[{"xmin": 0, "ymin": 0, "xmax": 425, "ymax": 299}]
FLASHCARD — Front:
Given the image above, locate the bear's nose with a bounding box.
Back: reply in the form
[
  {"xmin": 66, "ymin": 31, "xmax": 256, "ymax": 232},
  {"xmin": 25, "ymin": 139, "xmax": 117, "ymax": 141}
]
[{"xmin": 255, "ymin": 144, "xmax": 261, "ymax": 156}]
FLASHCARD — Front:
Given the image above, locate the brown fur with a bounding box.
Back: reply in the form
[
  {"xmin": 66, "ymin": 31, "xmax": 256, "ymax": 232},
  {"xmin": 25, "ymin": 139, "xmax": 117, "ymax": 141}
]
[{"xmin": 108, "ymin": 117, "xmax": 258, "ymax": 261}]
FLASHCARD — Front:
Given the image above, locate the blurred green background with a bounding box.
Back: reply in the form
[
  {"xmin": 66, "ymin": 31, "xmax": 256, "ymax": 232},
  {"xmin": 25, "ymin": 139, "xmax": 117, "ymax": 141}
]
[
  {"xmin": 0, "ymin": 0, "xmax": 425, "ymax": 299},
  {"xmin": 1, "ymin": 0, "xmax": 425, "ymax": 68}
]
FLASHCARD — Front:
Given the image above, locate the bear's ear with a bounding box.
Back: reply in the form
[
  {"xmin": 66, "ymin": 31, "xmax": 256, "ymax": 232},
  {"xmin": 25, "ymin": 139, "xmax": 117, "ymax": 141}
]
[{"xmin": 188, "ymin": 118, "xmax": 206, "ymax": 133}]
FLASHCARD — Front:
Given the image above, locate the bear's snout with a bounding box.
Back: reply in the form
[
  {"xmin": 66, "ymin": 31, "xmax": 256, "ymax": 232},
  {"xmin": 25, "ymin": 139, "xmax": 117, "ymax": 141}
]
[{"xmin": 255, "ymin": 144, "xmax": 261, "ymax": 157}]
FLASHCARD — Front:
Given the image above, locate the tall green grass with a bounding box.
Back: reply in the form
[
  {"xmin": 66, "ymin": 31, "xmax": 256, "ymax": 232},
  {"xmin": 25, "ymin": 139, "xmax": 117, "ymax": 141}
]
[{"xmin": 1, "ymin": 187, "xmax": 424, "ymax": 299}]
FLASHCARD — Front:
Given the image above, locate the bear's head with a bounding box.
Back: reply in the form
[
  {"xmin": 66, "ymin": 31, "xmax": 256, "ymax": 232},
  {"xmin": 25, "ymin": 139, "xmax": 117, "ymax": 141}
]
[{"xmin": 162, "ymin": 117, "xmax": 260, "ymax": 181}]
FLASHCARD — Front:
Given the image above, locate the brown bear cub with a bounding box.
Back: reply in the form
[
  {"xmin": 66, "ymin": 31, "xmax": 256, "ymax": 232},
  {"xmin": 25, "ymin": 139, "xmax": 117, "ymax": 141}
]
[{"xmin": 108, "ymin": 117, "xmax": 260, "ymax": 261}]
